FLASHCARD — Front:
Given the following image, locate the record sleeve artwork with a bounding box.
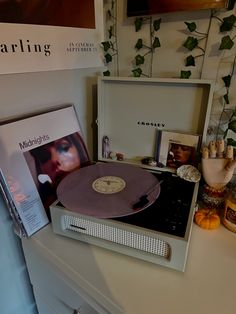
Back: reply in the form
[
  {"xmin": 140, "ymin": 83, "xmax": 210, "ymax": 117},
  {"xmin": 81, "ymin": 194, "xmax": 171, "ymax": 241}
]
[{"xmin": 57, "ymin": 163, "xmax": 160, "ymax": 218}]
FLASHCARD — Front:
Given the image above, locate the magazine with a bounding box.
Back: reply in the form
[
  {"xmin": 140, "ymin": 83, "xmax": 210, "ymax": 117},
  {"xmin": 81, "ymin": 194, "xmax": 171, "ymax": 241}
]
[
  {"xmin": 0, "ymin": 104, "xmax": 90, "ymax": 236},
  {"xmin": 156, "ymin": 130, "xmax": 200, "ymax": 169}
]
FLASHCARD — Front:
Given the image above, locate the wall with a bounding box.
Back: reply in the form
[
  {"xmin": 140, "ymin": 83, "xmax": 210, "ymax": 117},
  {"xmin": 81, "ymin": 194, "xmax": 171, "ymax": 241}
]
[
  {"xmin": 105, "ymin": 1, "xmax": 236, "ymax": 141},
  {"xmin": 0, "ymin": 68, "xmax": 102, "ymax": 314},
  {"xmin": 0, "ymin": 196, "xmax": 37, "ymax": 314}
]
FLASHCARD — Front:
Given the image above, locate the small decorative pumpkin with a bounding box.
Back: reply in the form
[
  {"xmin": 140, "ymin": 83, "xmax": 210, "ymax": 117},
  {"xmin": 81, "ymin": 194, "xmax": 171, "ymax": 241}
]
[{"xmin": 194, "ymin": 208, "xmax": 221, "ymax": 230}]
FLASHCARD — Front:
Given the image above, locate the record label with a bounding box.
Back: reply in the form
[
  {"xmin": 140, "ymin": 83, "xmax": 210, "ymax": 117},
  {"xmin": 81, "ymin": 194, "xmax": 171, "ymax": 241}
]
[
  {"xmin": 57, "ymin": 162, "xmax": 160, "ymax": 218},
  {"xmin": 92, "ymin": 176, "xmax": 126, "ymax": 194}
]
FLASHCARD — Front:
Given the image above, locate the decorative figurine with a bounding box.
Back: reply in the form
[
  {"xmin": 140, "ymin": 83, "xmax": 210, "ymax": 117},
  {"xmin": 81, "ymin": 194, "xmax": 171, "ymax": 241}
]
[
  {"xmin": 200, "ymin": 140, "xmax": 236, "ymax": 209},
  {"xmin": 141, "ymin": 157, "xmax": 156, "ymax": 166},
  {"xmin": 109, "ymin": 151, "xmax": 116, "ymax": 160},
  {"xmin": 102, "ymin": 135, "xmax": 110, "ymax": 158},
  {"xmin": 116, "ymin": 153, "xmax": 124, "ymax": 161},
  {"xmin": 201, "ymin": 141, "xmax": 236, "ymax": 190},
  {"xmin": 194, "ymin": 139, "xmax": 236, "ymax": 230}
]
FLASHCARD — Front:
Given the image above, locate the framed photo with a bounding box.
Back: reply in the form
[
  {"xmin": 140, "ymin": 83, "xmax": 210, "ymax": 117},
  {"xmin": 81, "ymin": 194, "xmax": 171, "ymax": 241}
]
[
  {"xmin": 126, "ymin": 0, "xmax": 228, "ymax": 16},
  {"xmin": 156, "ymin": 130, "xmax": 200, "ymax": 169}
]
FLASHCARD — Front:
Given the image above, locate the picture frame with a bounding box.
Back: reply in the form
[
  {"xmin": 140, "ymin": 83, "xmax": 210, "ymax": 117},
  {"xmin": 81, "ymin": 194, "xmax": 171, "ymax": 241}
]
[
  {"xmin": 0, "ymin": 104, "xmax": 90, "ymax": 236},
  {"xmin": 126, "ymin": 0, "xmax": 229, "ymax": 16},
  {"xmin": 156, "ymin": 130, "xmax": 200, "ymax": 169},
  {"xmin": 0, "ymin": 0, "xmax": 104, "ymax": 74}
]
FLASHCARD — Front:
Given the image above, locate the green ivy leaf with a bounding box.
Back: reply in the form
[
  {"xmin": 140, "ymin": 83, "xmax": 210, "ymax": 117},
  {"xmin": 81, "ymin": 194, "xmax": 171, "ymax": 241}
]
[
  {"xmin": 184, "ymin": 22, "xmax": 197, "ymax": 32},
  {"xmin": 227, "ymin": 138, "xmax": 236, "ymax": 146},
  {"xmin": 222, "ymin": 75, "xmax": 231, "ymax": 87},
  {"xmin": 228, "ymin": 0, "xmax": 236, "ymax": 10},
  {"xmin": 153, "ymin": 18, "xmax": 161, "ymax": 31},
  {"xmin": 228, "ymin": 120, "xmax": 236, "ymax": 132},
  {"xmin": 107, "ymin": 10, "xmax": 112, "ymax": 19},
  {"xmin": 132, "ymin": 68, "xmax": 142, "ymax": 77},
  {"xmin": 135, "ymin": 39, "xmax": 143, "ymax": 50},
  {"xmin": 105, "ymin": 53, "xmax": 112, "ymax": 63},
  {"xmin": 135, "ymin": 54, "xmax": 145, "ymax": 66},
  {"xmin": 108, "ymin": 26, "xmax": 113, "ymax": 39},
  {"xmin": 183, "ymin": 36, "xmax": 198, "ymax": 51},
  {"xmin": 220, "ymin": 14, "xmax": 236, "ymax": 32},
  {"xmin": 223, "ymin": 129, "xmax": 228, "ymax": 139},
  {"xmin": 180, "ymin": 70, "xmax": 191, "ymax": 79},
  {"xmin": 135, "ymin": 18, "xmax": 143, "ymax": 32},
  {"xmin": 103, "ymin": 70, "xmax": 111, "ymax": 76},
  {"xmin": 185, "ymin": 55, "xmax": 195, "ymax": 66},
  {"xmin": 111, "ymin": 0, "xmax": 115, "ymax": 10},
  {"xmin": 224, "ymin": 93, "xmax": 230, "ymax": 104},
  {"xmin": 152, "ymin": 37, "xmax": 161, "ymax": 49},
  {"xmin": 101, "ymin": 41, "xmax": 111, "ymax": 52},
  {"xmin": 219, "ymin": 35, "xmax": 234, "ymax": 50}
]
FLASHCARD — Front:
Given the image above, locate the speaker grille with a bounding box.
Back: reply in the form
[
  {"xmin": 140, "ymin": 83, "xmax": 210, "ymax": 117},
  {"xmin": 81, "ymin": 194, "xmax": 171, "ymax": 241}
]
[{"xmin": 63, "ymin": 215, "xmax": 170, "ymax": 259}]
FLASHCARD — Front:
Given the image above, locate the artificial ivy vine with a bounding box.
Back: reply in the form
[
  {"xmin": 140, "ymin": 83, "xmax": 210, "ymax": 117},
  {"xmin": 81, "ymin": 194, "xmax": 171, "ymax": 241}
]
[
  {"xmin": 180, "ymin": 11, "xmax": 236, "ymax": 145},
  {"xmin": 213, "ymin": 13, "xmax": 236, "ymax": 145},
  {"xmin": 132, "ymin": 17, "xmax": 161, "ymax": 77},
  {"xmin": 207, "ymin": 13, "xmax": 236, "ymax": 145},
  {"xmin": 219, "ymin": 54, "xmax": 236, "ymax": 145},
  {"xmin": 101, "ymin": 0, "xmax": 119, "ymax": 76},
  {"xmin": 181, "ymin": 13, "xmax": 236, "ymax": 80},
  {"xmin": 180, "ymin": 19, "xmax": 210, "ymax": 79},
  {"xmin": 181, "ymin": 22, "xmax": 208, "ymax": 79}
]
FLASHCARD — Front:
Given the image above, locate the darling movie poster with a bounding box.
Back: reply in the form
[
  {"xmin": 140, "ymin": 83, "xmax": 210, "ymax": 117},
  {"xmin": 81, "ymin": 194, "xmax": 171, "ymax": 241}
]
[{"xmin": 0, "ymin": 0, "xmax": 104, "ymax": 74}]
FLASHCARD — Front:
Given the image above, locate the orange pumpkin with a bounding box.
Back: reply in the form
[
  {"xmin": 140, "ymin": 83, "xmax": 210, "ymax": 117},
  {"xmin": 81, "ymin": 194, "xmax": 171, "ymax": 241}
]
[{"xmin": 194, "ymin": 208, "xmax": 221, "ymax": 230}]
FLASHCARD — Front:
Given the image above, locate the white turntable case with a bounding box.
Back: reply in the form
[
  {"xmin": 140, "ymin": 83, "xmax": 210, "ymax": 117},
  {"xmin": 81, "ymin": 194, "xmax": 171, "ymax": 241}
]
[
  {"xmin": 96, "ymin": 77, "xmax": 213, "ymax": 167},
  {"xmin": 50, "ymin": 76, "xmax": 214, "ymax": 272}
]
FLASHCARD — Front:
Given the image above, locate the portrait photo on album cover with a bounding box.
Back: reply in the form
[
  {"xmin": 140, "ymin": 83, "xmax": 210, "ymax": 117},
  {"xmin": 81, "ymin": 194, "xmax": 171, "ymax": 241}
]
[
  {"xmin": 156, "ymin": 130, "xmax": 199, "ymax": 169},
  {"xmin": 166, "ymin": 142, "xmax": 196, "ymax": 169},
  {"xmin": 23, "ymin": 132, "xmax": 91, "ymax": 211}
]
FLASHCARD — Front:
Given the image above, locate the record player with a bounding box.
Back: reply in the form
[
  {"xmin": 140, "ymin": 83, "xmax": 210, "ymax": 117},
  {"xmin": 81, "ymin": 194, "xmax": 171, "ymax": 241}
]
[{"xmin": 50, "ymin": 77, "xmax": 214, "ymax": 271}]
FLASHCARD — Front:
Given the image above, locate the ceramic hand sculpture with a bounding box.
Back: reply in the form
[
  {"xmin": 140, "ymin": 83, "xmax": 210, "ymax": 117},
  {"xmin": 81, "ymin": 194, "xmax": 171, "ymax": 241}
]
[{"xmin": 201, "ymin": 139, "xmax": 236, "ymax": 190}]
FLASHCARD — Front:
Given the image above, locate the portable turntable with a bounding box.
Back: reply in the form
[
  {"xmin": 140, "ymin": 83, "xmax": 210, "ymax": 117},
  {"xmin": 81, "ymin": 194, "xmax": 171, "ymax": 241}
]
[{"xmin": 50, "ymin": 77, "xmax": 214, "ymax": 271}]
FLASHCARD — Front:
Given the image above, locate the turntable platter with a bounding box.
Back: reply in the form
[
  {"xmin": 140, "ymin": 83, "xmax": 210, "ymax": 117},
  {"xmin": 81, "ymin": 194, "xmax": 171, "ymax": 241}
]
[{"xmin": 57, "ymin": 163, "xmax": 160, "ymax": 218}]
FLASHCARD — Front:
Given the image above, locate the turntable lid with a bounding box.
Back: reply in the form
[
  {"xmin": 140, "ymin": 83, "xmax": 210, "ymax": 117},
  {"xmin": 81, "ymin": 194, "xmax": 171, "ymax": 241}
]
[{"xmin": 97, "ymin": 77, "xmax": 214, "ymax": 164}]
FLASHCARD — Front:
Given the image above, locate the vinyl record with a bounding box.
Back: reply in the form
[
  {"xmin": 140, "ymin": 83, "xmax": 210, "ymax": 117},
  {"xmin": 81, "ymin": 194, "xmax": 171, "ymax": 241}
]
[{"xmin": 57, "ymin": 163, "xmax": 160, "ymax": 218}]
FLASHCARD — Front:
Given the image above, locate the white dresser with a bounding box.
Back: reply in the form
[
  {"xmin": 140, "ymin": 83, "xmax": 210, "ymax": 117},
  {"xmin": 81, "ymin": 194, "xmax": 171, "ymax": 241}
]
[{"xmin": 22, "ymin": 223, "xmax": 236, "ymax": 314}]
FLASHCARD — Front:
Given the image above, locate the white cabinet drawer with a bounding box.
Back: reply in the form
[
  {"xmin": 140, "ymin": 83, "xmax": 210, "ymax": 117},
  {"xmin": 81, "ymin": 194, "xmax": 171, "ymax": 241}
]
[
  {"xmin": 34, "ymin": 286, "xmax": 97, "ymax": 314},
  {"xmin": 33, "ymin": 289, "xmax": 58, "ymax": 314},
  {"xmin": 32, "ymin": 270, "xmax": 99, "ymax": 314},
  {"xmin": 22, "ymin": 230, "xmax": 123, "ymax": 314},
  {"xmin": 24, "ymin": 246, "xmax": 109, "ymax": 314}
]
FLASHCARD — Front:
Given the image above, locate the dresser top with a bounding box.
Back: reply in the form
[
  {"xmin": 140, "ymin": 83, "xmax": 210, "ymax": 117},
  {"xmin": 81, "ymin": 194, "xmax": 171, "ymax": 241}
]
[{"xmin": 23, "ymin": 223, "xmax": 236, "ymax": 314}]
